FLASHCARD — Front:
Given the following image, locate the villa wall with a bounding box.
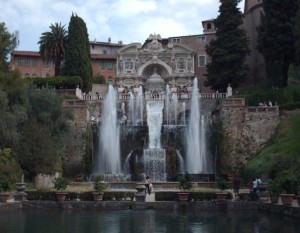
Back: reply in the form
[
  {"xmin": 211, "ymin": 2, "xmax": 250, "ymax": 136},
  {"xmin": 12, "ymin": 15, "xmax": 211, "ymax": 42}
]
[{"xmin": 220, "ymin": 98, "xmax": 280, "ymax": 175}]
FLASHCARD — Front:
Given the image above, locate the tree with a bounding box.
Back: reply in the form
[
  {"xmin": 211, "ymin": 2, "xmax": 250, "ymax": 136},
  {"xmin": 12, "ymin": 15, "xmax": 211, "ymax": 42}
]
[
  {"xmin": 295, "ymin": 0, "xmax": 300, "ymax": 65},
  {"xmin": 38, "ymin": 23, "xmax": 68, "ymax": 76},
  {"xmin": 204, "ymin": 0, "xmax": 250, "ymax": 92},
  {"xmin": 16, "ymin": 88, "xmax": 72, "ymax": 179},
  {"xmin": 62, "ymin": 14, "xmax": 93, "ymax": 92},
  {"xmin": 0, "ymin": 22, "xmax": 19, "ymax": 72},
  {"xmin": 257, "ymin": 0, "xmax": 298, "ymax": 87}
]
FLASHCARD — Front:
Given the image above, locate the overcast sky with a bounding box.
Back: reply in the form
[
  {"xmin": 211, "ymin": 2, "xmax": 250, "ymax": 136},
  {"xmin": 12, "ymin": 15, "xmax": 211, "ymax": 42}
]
[{"xmin": 1, "ymin": 0, "xmax": 245, "ymax": 51}]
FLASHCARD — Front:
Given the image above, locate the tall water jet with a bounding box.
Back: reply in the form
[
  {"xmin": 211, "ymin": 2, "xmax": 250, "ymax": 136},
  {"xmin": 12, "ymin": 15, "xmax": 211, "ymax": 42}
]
[
  {"xmin": 121, "ymin": 102, "xmax": 125, "ymax": 116},
  {"xmin": 171, "ymin": 93, "xmax": 178, "ymax": 125},
  {"xmin": 129, "ymin": 92, "xmax": 134, "ymax": 125},
  {"xmin": 136, "ymin": 86, "xmax": 144, "ymax": 125},
  {"xmin": 186, "ymin": 78, "xmax": 207, "ymax": 173},
  {"xmin": 96, "ymin": 85, "xmax": 121, "ymax": 174},
  {"xmin": 165, "ymin": 85, "xmax": 170, "ymax": 125}
]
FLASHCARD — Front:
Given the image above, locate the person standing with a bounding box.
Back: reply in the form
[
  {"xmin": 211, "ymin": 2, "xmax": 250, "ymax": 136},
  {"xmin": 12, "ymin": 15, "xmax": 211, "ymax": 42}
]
[{"xmin": 145, "ymin": 176, "xmax": 152, "ymax": 195}]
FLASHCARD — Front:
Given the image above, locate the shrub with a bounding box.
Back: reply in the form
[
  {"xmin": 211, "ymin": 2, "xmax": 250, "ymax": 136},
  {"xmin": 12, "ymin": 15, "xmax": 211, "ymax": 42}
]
[
  {"xmin": 54, "ymin": 176, "xmax": 68, "ymax": 191},
  {"xmin": 93, "ymin": 175, "xmax": 107, "ymax": 193},
  {"xmin": 0, "ymin": 175, "xmax": 12, "ymax": 192},
  {"xmin": 179, "ymin": 172, "xmax": 192, "ymax": 191}
]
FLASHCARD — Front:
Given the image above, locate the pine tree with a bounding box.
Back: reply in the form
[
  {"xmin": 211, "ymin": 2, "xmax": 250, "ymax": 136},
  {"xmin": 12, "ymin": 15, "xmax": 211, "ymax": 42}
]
[
  {"xmin": 62, "ymin": 14, "xmax": 92, "ymax": 92},
  {"xmin": 257, "ymin": 0, "xmax": 298, "ymax": 87},
  {"xmin": 205, "ymin": 0, "xmax": 250, "ymax": 92}
]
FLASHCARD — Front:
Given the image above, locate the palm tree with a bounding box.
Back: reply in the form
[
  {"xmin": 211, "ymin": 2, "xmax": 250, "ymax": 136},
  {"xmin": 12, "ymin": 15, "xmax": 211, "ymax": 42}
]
[{"xmin": 38, "ymin": 23, "xmax": 68, "ymax": 76}]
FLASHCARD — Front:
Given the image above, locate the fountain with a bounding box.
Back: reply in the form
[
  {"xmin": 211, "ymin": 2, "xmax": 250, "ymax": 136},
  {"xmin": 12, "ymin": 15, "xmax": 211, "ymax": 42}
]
[
  {"xmin": 93, "ymin": 77, "xmax": 215, "ymax": 181},
  {"xmin": 94, "ymin": 84, "xmax": 121, "ymax": 175}
]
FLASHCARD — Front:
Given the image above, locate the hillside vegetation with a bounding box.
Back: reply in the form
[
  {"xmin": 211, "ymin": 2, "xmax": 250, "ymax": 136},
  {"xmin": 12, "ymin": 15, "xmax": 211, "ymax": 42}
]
[{"xmin": 242, "ymin": 112, "xmax": 300, "ymax": 193}]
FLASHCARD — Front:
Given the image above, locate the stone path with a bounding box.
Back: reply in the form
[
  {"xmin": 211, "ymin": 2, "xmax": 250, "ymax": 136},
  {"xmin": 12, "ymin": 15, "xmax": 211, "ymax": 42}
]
[{"xmin": 145, "ymin": 192, "xmax": 155, "ymax": 202}]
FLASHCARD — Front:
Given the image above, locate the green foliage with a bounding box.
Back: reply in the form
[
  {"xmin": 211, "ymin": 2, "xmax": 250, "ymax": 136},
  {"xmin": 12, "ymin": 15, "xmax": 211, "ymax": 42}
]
[
  {"xmin": 62, "ymin": 14, "xmax": 92, "ymax": 92},
  {"xmin": 0, "ymin": 175, "xmax": 12, "ymax": 192},
  {"xmin": 0, "ymin": 22, "xmax": 19, "ymax": 71},
  {"xmin": 27, "ymin": 76, "xmax": 82, "ymax": 89},
  {"xmin": 179, "ymin": 172, "xmax": 192, "ymax": 191},
  {"xmin": 38, "ymin": 22, "xmax": 68, "ymax": 76},
  {"xmin": 242, "ymin": 114, "xmax": 300, "ymax": 193},
  {"xmin": 237, "ymin": 84, "xmax": 300, "ymax": 106},
  {"xmin": 93, "ymin": 175, "xmax": 107, "ymax": 193},
  {"xmin": 216, "ymin": 176, "xmax": 229, "ymax": 190},
  {"xmin": 0, "ymin": 148, "xmax": 23, "ymax": 183},
  {"xmin": 54, "ymin": 176, "xmax": 68, "ymax": 191},
  {"xmin": 16, "ymin": 88, "xmax": 73, "ymax": 178},
  {"xmin": 257, "ymin": 0, "xmax": 298, "ymax": 87},
  {"xmin": 205, "ymin": 0, "xmax": 250, "ymax": 91},
  {"xmin": 93, "ymin": 75, "xmax": 106, "ymax": 84}
]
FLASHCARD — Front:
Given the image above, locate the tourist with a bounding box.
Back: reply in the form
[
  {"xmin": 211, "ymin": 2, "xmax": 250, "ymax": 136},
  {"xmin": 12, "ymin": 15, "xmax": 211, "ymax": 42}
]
[
  {"xmin": 252, "ymin": 176, "xmax": 262, "ymax": 193},
  {"xmin": 145, "ymin": 176, "xmax": 152, "ymax": 195},
  {"xmin": 232, "ymin": 176, "xmax": 241, "ymax": 199},
  {"xmin": 269, "ymin": 100, "xmax": 272, "ymax": 107}
]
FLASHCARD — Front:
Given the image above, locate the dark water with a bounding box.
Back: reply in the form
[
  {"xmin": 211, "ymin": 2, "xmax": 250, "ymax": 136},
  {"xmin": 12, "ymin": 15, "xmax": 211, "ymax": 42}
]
[{"xmin": 1, "ymin": 209, "xmax": 300, "ymax": 233}]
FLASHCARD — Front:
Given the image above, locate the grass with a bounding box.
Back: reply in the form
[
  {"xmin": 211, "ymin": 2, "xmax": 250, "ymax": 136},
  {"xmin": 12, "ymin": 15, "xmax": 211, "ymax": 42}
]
[{"xmin": 242, "ymin": 114, "xmax": 300, "ymax": 181}]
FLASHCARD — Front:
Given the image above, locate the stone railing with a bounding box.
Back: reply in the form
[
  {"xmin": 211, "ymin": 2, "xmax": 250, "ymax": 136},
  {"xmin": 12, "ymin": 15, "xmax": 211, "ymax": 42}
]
[{"xmin": 247, "ymin": 106, "xmax": 279, "ymax": 112}]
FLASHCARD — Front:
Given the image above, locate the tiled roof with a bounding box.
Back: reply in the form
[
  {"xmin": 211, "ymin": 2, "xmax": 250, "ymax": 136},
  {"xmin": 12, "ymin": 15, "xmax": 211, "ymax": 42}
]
[{"xmin": 11, "ymin": 50, "xmax": 41, "ymax": 57}]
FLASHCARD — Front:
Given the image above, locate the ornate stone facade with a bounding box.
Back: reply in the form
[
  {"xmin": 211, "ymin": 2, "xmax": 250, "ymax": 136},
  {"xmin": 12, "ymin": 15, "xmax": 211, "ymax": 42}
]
[{"xmin": 116, "ymin": 34, "xmax": 195, "ymax": 94}]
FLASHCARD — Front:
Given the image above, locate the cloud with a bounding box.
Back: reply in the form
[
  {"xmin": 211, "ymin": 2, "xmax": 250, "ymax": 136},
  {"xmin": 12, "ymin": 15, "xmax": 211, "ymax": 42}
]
[{"xmin": 0, "ymin": 0, "xmax": 245, "ymax": 50}]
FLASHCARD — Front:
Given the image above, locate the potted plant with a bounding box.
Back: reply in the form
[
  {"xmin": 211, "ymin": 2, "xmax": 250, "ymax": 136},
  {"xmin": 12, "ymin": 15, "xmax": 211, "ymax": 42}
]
[
  {"xmin": 0, "ymin": 176, "xmax": 12, "ymax": 203},
  {"xmin": 92, "ymin": 175, "xmax": 107, "ymax": 201},
  {"xmin": 178, "ymin": 172, "xmax": 192, "ymax": 201},
  {"xmin": 54, "ymin": 176, "xmax": 69, "ymax": 204},
  {"xmin": 215, "ymin": 176, "xmax": 229, "ymax": 200},
  {"xmin": 268, "ymin": 179, "xmax": 282, "ymax": 204}
]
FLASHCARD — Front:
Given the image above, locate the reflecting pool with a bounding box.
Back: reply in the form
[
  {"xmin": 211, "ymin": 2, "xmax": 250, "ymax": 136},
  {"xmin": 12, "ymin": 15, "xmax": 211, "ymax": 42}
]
[{"xmin": 1, "ymin": 209, "xmax": 299, "ymax": 233}]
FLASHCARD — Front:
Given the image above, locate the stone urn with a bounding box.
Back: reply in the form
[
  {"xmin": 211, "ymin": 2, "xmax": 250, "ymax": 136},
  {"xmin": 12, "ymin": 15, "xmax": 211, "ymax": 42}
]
[
  {"xmin": 0, "ymin": 193, "xmax": 11, "ymax": 203},
  {"xmin": 178, "ymin": 192, "xmax": 189, "ymax": 201},
  {"xmin": 280, "ymin": 194, "xmax": 295, "ymax": 205},
  {"xmin": 135, "ymin": 183, "xmax": 146, "ymax": 202},
  {"xmin": 92, "ymin": 192, "xmax": 104, "ymax": 201},
  {"xmin": 55, "ymin": 192, "xmax": 68, "ymax": 204},
  {"xmin": 269, "ymin": 194, "xmax": 279, "ymax": 203},
  {"xmin": 15, "ymin": 183, "xmax": 26, "ymax": 192},
  {"xmin": 295, "ymin": 196, "xmax": 300, "ymax": 206}
]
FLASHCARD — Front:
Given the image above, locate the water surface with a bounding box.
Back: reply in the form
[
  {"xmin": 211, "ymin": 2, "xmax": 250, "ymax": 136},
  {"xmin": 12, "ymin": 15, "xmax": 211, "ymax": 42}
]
[{"xmin": 1, "ymin": 209, "xmax": 299, "ymax": 233}]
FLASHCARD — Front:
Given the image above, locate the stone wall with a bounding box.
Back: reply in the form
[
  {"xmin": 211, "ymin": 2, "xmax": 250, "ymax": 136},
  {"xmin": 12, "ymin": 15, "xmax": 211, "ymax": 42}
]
[{"xmin": 220, "ymin": 98, "xmax": 280, "ymax": 174}]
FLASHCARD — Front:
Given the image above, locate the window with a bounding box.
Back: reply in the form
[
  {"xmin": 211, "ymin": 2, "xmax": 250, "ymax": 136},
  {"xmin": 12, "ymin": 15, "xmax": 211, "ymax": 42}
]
[
  {"xmin": 172, "ymin": 38, "xmax": 181, "ymax": 43},
  {"xmin": 207, "ymin": 23, "xmax": 212, "ymax": 30},
  {"xmin": 25, "ymin": 58, "xmax": 30, "ymax": 66},
  {"xmin": 100, "ymin": 63, "xmax": 106, "ymax": 69},
  {"xmin": 198, "ymin": 55, "xmax": 206, "ymax": 67},
  {"xmin": 103, "ymin": 50, "xmax": 107, "ymax": 54},
  {"xmin": 32, "ymin": 59, "xmax": 38, "ymax": 67},
  {"xmin": 197, "ymin": 36, "xmax": 206, "ymax": 43},
  {"xmin": 25, "ymin": 73, "xmax": 30, "ymax": 77},
  {"xmin": 17, "ymin": 58, "xmax": 23, "ymax": 66},
  {"xmin": 32, "ymin": 73, "xmax": 37, "ymax": 77},
  {"xmin": 106, "ymin": 63, "xmax": 113, "ymax": 69},
  {"xmin": 46, "ymin": 73, "xmax": 50, "ymax": 77}
]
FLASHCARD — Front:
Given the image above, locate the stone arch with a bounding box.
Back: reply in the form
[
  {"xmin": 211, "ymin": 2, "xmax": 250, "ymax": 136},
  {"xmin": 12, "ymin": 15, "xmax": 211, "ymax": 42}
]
[{"xmin": 138, "ymin": 59, "xmax": 171, "ymax": 77}]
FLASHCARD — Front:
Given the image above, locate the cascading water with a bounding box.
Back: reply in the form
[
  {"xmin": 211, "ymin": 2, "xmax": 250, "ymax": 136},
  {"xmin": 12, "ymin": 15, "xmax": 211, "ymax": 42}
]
[
  {"xmin": 144, "ymin": 101, "xmax": 166, "ymax": 181},
  {"xmin": 129, "ymin": 92, "xmax": 135, "ymax": 125},
  {"xmin": 136, "ymin": 86, "xmax": 144, "ymax": 125},
  {"xmin": 186, "ymin": 78, "xmax": 207, "ymax": 173},
  {"xmin": 171, "ymin": 93, "xmax": 178, "ymax": 125},
  {"xmin": 95, "ymin": 84, "xmax": 121, "ymax": 174}
]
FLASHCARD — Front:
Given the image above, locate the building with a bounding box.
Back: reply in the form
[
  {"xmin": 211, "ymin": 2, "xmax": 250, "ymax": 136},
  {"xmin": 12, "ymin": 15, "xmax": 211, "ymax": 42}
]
[{"xmin": 10, "ymin": 1, "xmax": 263, "ymax": 92}]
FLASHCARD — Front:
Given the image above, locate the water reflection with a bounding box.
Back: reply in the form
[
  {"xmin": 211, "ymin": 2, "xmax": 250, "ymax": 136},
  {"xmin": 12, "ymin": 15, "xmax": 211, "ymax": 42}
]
[{"xmin": 0, "ymin": 209, "xmax": 299, "ymax": 233}]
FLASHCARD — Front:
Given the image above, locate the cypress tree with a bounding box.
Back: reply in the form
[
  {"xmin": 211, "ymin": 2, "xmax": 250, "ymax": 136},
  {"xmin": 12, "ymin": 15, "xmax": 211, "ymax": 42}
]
[
  {"xmin": 295, "ymin": 0, "xmax": 300, "ymax": 65},
  {"xmin": 62, "ymin": 14, "xmax": 92, "ymax": 92},
  {"xmin": 205, "ymin": 0, "xmax": 250, "ymax": 92},
  {"xmin": 257, "ymin": 0, "xmax": 298, "ymax": 87}
]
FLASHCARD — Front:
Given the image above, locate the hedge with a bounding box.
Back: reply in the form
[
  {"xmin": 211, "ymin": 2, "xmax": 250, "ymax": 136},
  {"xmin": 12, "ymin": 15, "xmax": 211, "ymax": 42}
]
[{"xmin": 26, "ymin": 76, "xmax": 83, "ymax": 89}]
